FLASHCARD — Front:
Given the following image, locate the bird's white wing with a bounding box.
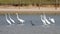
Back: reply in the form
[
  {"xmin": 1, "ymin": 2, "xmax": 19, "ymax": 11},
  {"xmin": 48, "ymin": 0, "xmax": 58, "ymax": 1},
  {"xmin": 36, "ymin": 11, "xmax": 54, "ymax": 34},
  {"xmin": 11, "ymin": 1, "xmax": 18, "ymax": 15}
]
[
  {"xmin": 5, "ymin": 14, "xmax": 11, "ymax": 25},
  {"xmin": 6, "ymin": 19, "xmax": 11, "ymax": 25},
  {"xmin": 10, "ymin": 18, "xmax": 15, "ymax": 23},
  {"xmin": 18, "ymin": 18, "xmax": 25, "ymax": 22},
  {"xmin": 40, "ymin": 15, "xmax": 47, "ymax": 25},
  {"xmin": 9, "ymin": 14, "xmax": 15, "ymax": 23},
  {"xmin": 49, "ymin": 17, "xmax": 55, "ymax": 23},
  {"xmin": 44, "ymin": 15, "xmax": 51, "ymax": 24},
  {"xmin": 50, "ymin": 18, "xmax": 55, "ymax": 23}
]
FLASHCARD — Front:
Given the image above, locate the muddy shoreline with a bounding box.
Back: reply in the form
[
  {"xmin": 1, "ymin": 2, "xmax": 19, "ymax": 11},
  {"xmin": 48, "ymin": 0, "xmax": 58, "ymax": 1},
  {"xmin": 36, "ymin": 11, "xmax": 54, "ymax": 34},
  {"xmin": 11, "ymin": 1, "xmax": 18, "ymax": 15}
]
[{"xmin": 0, "ymin": 5, "xmax": 60, "ymax": 15}]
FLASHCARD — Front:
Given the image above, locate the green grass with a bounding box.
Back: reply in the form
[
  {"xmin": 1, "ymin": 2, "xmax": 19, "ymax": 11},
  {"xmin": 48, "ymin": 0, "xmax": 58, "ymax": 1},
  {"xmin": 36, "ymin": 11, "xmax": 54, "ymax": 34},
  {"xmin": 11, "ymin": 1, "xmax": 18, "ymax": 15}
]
[{"xmin": 0, "ymin": 0, "xmax": 59, "ymax": 5}]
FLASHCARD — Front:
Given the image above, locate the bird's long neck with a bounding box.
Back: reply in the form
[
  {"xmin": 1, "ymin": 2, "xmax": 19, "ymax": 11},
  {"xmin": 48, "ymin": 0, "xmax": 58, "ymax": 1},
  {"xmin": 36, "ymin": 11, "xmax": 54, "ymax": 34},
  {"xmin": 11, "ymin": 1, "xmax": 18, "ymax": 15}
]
[
  {"xmin": 44, "ymin": 15, "xmax": 48, "ymax": 21},
  {"xmin": 42, "ymin": 12, "xmax": 46, "ymax": 19},
  {"xmin": 16, "ymin": 13, "xmax": 20, "ymax": 19},
  {"xmin": 43, "ymin": 14, "xmax": 50, "ymax": 22},
  {"xmin": 41, "ymin": 15, "xmax": 43, "ymax": 20}
]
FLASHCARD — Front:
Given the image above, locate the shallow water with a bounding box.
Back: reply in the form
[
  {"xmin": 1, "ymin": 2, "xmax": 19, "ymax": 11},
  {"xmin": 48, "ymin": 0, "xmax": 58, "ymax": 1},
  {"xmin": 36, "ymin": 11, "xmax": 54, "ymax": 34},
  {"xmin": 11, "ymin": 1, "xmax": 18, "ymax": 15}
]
[
  {"xmin": 0, "ymin": 14, "xmax": 60, "ymax": 26},
  {"xmin": 0, "ymin": 14, "xmax": 60, "ymax": 34}
]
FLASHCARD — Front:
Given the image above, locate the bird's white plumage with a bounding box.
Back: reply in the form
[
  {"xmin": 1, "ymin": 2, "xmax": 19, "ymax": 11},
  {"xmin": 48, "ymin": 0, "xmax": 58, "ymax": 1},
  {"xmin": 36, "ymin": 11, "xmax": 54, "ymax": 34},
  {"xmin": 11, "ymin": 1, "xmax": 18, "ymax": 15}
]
[
  {"xmin": 43, "ymin": 14, "xmax": 51, "ymax": 25},
  {"xmin": 9, "ymin": 14, "xmax": 15, "ymax": 23},
  {"xmin": 5, "ymin": 14, "xmax": 11, "ymax": 25},
  {"xmin": 49, "ymin": 17, "xmax": 55, "ymax": 23},
  {"xmin": 16, "ymin": 13, "xmax": 25, "ymax": 24},
  {"xmin": 40, "ymin": 15, "xmax": 47, "ymax": 25},
  {"xmin": 18, "ymin": 18, "xmax": 25, "ymax": 23}
]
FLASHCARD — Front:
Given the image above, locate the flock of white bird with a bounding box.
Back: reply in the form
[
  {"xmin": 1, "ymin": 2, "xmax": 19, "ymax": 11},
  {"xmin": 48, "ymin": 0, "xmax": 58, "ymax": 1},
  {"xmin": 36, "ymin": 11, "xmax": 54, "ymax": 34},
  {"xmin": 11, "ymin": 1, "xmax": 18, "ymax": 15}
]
[
  {"xmin": 5, "ymin": 13, "xmax": 25, "ymax": 25},
  {"xmin": 5, "ymin": 13, "xmax": 55, "ymax": 26},
  {"xmin": 41, "ymin": 14, "xmax": 55, "ymax": 26}
]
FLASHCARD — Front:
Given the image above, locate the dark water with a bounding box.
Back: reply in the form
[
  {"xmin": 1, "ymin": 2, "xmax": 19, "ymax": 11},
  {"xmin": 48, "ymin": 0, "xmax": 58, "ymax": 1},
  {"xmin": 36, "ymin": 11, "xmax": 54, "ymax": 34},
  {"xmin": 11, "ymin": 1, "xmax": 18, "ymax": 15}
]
[{"xmin": 0, "ymin": 14, "xmax": 60, "ymax": 34}]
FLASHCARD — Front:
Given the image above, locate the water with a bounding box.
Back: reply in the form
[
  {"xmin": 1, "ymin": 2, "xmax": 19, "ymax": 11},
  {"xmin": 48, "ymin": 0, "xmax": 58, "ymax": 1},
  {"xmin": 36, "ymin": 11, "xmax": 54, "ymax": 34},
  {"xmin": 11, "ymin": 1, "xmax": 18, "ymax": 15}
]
[
  {"xmin": 0, "ymin": 14, "xmax": 60, "ymax": 26},
  {"xmin": 0, "ymin": 14, "xmax": 60, "ymax": 34}
]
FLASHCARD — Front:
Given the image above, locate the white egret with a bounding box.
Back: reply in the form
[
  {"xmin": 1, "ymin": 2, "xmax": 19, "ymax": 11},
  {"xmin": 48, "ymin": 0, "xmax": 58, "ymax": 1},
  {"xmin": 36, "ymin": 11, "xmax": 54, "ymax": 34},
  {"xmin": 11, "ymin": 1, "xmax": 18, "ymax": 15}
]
[
  {"xmin": 43, "ymin": 14, "xmax": 51, "ymax": 25},
  {"xmin": 5, "ymin": 14, "xmax": 11, "ymax": 25},
  {"xmin": 8, "ymin": 14, "xmax": 15, "ymax": 23},
  {"xmin": 49, "ymin": 17, "xmax": 55, "ymax": 23},
  {"xmin": 40, "ymin": 15, "xmax": 47, "ymax": 25},
  {"xmin": 16, "ymin": 13, "xmax": 25, "ymax": 25}
]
